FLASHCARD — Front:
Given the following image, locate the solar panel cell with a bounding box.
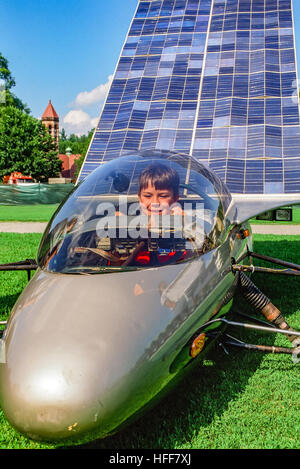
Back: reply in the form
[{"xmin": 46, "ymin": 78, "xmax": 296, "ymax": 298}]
[{"xmin": 79, "ymin": 0, "xmax": 300, "ymax": 195}]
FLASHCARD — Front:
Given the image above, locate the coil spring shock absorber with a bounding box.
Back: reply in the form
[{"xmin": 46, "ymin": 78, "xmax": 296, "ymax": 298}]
[{"xmin": 238, "ymin": 271, "xmax": 299, "ymax": 345}]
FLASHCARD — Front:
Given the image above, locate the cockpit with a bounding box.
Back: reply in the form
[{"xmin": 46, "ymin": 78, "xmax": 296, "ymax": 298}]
[{"xmin": 37, "ymin": 151, "xmax": 231, "ymax": 274}]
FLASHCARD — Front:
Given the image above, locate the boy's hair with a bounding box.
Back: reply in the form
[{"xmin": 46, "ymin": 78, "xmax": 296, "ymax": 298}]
[{"xmin": 138, "ymin": 163, "xmax": 180, "ymax": 196}]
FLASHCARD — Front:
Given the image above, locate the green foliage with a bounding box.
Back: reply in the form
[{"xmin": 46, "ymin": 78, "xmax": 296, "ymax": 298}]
[
  {"xmin": 0, "ymin": 51, "xmax": 91, "ymax": 181},
  {"xmin": 0, "ymin": 52, "xmax": 29, "ymax": 113},
  {"xmin": 0, "ymin": 106, "xmax": 62, "ymax": 181},
  {"xmin": 74, "ymin": 154, "xmax": 86, "ymax": 179},
  {"xmin": 59, "ymin": 128, "xmax": 94, "ymax": 155},
  {"xmin": 2, "ymin": 90, "xmax": 30, "ymax": 114},
  {"xmin": 0, "ymin": 52, "xmax": 15, "ymax": 90},
  {"xmin": 59, "ymin": 128, "xmax": 94, "ymax": 177},
  {"xmin": 60, "ymin": 128, "xmax": 67, "ymax": 142},
  {"xmin": 0, "ymin": 51, "xmax": 58, "ymax": 180}
]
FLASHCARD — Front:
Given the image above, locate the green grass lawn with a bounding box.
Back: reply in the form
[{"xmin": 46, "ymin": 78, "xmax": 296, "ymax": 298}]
[
  {"xmin": 0, "ymin": 205, "xmax": 59, "ymax": 222},
  {"xmin": 1, "ymin": 204, "xmax": 300, "ymax": 225},
  {"xmin": 0, "ymin": 233, "xmax": 300, "ymax": 449}
]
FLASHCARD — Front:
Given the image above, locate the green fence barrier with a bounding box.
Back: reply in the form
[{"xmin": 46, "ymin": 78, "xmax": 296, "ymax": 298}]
[{"xmin": 0, "ymin": 184, "xmax": 74, "ymax": 205}]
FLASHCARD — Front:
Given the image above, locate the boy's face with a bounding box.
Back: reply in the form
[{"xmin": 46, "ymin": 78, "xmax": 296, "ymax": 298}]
[{"xmin": 138, "ymin": 182, "xmax": 179, "ymax": 215}]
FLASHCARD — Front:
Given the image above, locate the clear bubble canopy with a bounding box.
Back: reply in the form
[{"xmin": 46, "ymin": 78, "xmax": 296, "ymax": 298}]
[{"xmin": 38, "ymin": 150, "xmax": 232, "ymax": 273}]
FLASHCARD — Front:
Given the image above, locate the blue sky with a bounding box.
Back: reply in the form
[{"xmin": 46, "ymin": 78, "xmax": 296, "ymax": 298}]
[
  {"xmin": 1, "ymin": 0, "xmax": 138, "ymax": 135},
  {"xmin": 1, "ymin": 0, "xmax": 300, "ymax": 136}
]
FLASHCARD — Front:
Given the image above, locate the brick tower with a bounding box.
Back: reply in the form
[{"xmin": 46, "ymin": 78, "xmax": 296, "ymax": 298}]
[{"xmin": 42, "ymin": 100, "xmax": 59, "ymax": 149}]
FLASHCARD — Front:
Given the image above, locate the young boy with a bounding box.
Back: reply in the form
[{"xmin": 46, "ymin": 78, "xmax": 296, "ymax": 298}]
[
  {"xmin": 137, "ymin": 163, "xmax": 182, "ymax": 216},
  {"xmin": 104, "ymin": 163, "xmax": 183, "ymax": 266}
]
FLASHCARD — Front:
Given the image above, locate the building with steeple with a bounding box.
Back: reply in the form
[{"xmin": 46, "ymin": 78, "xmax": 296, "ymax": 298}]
[
  {"xmin": 42, "ymin": 100, "xmax": 59, "ymax": 149},
  {"xmin": 41, "ymin": 100, "xmax": 81, "ymax": 181}
]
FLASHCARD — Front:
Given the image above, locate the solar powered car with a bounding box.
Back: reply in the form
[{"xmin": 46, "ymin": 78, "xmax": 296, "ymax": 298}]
[{"xmin": 1, "ymin": 150, "xmax": 300, "ymax": 442}]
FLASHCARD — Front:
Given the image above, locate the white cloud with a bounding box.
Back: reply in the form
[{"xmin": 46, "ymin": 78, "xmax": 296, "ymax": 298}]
[
  {"xmin": 62, "ymin": 74, "xmax": 113, "ymax": 136},
  {"xmin": 74, "ymin": 74, "xmax": 113, "ymax": 108},
  {"xmin": 63, "ymin": 109, "xmax": 97, "ymax": 136},
  {"xmin": 91, "ymin": 116, "xmax": 99, "ymax": 128}
]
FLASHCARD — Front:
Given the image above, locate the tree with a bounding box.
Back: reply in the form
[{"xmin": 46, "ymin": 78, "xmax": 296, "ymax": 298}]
[
  {"xmin": 59, "ymin": 128, "xmax": 94, "ymax": 156},
  {"xmin": 60, "ymin": 128, "xmax": 67, "ymax": 142},
  {"xmin": 0, "ymin": 52, "xmax": 15, "ymax": 89},
  {"xmin": 58, "ymin": 129, "xmax": 94, "ymax": 179},
  {"xmin": 0, "ymin": 106, "xmax": 62, "ymax": 181},
  {"xmin": 74, "ymin": 154, "xmax": 86, "ymax": 179},
  {"xmin": 0, "ymin": 52, "xmax": 30, "ymax": 113}
]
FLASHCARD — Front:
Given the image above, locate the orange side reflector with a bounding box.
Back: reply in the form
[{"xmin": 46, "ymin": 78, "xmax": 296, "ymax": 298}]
[
  {"xmin": 190, "ymin": 333, "xmax": 206, "ymax": 358},
  {"xmin": 236, "ymin": 229, "xmax": 250, "ymax": 240}
]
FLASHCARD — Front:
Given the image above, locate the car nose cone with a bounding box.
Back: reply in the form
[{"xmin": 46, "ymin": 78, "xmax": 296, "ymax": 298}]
[
  {"xmin": 0, "ymin": 265, "xmax": 184, "ymax": 441},
  {"xmin": 0, "ymin": 353, "xmax": 107, "ymax": 440},
  {"xmin": 0, "ymin": 310, "xmax": 122, "ymax": 440}
]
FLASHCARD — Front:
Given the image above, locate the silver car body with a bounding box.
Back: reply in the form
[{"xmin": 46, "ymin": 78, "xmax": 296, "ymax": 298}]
[{"xmin": 0, "ymin": 151, "xmax": 268, "ymax": 442}]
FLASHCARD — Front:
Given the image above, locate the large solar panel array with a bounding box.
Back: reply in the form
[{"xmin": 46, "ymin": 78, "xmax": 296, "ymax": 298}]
[{"xmin": 79, "ymin": 0, "xmax": 300, "ymax": 195}]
